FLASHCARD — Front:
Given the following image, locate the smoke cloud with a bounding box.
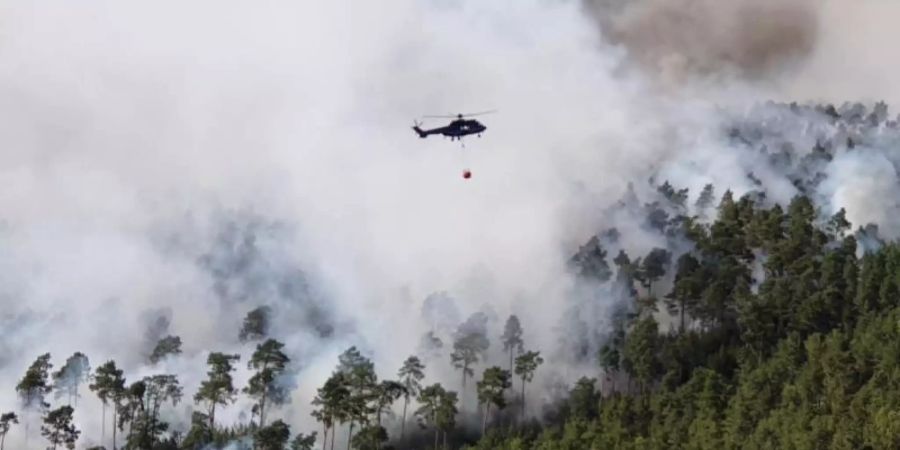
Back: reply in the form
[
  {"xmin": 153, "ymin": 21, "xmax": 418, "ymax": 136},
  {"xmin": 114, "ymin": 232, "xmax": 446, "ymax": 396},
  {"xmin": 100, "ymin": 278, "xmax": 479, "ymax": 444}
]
[
  {"xmin": 0, "ymin": 1, "xmax": 899, "ymax": 449},
  {"xmin": 583, "ymin": 0, "xmax": 900, "ymax": 105},
  {"xmin": 583, "ymin": 0, "xmax": 819, "ymax": 82}
]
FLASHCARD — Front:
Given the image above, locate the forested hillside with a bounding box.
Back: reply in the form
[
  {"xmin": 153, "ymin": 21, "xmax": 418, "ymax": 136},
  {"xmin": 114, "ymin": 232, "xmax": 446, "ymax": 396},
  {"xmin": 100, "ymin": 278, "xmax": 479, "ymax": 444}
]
[
  {"xmin": 468, "ymin": 191, "xmax": 900, "ymax": 449},
  {"xmin": 461, "ymin": 102, "xmax": 900, "ymax": 450},
  {"xmin": 9, "ymin": 177, "xmax": 900, "ymax": 450},
  {"xmin": 5, "ymin": 101, "xmax": 900, "ymax": 450}
]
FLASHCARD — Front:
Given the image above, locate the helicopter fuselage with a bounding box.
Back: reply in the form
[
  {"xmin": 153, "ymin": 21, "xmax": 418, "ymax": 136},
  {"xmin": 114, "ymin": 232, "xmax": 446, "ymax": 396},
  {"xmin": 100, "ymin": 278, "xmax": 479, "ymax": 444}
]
[{"xmin": 413, "ymin": 118, "xmax": 486, "ymax": 140}]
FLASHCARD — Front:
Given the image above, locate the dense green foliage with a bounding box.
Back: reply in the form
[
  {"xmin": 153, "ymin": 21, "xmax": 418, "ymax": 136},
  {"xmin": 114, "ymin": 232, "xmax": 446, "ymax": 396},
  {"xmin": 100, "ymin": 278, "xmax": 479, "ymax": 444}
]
[{"xmin": 464, "ymin": 191, "xmax": 900, "ymax": 450}]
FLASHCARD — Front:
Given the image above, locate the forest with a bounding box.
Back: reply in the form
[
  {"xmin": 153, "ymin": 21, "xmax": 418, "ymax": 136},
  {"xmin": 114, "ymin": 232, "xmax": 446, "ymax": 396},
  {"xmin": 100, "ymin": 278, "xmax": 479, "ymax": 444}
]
[
  {"xmin": 4, "ymin": 101, "xmax": 900, "ymax": 450},
  {"xmin": 3, "ymin": 299, "xmax": 543, "ymax": 450}
]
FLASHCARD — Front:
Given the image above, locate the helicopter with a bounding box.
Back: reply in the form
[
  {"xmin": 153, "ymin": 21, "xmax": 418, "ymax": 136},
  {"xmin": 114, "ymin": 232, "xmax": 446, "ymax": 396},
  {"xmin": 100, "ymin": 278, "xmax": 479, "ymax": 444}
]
[{"xmin": 412, "ymin": 110, "xmax": 495, "ymax": 141}]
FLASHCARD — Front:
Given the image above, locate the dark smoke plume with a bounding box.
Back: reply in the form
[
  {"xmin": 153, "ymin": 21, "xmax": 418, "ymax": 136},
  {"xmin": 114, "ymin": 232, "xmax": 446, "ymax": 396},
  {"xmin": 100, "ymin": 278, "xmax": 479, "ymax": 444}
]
[{"xmin": 584, "ymin": 0, "xmax": 819, "ymax": 82}]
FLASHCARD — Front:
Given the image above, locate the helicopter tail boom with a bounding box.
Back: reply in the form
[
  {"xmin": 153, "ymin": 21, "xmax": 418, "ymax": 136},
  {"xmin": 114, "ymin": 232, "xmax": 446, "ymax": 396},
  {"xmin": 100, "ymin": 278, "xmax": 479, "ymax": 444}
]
[{"xmin": 412, "ymin": 120, "xmax": 435, "ymax": 138}]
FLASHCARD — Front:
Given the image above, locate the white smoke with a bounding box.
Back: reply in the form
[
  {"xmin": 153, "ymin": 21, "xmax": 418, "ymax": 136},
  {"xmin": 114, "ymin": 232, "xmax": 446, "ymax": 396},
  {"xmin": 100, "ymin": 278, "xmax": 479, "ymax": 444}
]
[{"xmin": 1, "ymin": 1, "xmax": 900, "ymax": 449}]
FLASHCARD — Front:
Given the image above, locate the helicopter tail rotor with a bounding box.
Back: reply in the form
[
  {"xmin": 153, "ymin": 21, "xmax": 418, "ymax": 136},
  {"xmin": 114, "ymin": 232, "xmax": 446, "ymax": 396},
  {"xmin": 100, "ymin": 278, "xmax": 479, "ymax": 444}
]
[{"xmin": 412, "ymin": 120, "xmax": 427, "ymax": 138}]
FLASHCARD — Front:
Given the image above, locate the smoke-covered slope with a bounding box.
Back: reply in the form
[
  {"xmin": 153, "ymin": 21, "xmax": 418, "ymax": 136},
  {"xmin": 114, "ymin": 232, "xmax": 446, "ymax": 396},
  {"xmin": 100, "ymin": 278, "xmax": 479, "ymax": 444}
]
[{"xmin": 2, "ymin": 0, "xmax": 900, "ymax": 449}]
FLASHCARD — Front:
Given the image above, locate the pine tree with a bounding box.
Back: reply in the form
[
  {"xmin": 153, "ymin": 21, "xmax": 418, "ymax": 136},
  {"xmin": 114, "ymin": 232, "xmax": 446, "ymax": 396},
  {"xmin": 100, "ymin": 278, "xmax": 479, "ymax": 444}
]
[
  {"xmin": 335, "ymin": 347, "xmax": 377, "ymax": 450},
  {"xmin": 349, "ymin": 425, "xmax": 387, "ymax": 450},
  {"xmin": 657, "ymin": 180, "xmax": 689, "ymax": 210},
  {"xmin": 696, "ymin": 184, "xmax": 715, "ymax": 212},
  {"xmin": 311, "ymin": 372, "xmax": 350, "ymax": 450},
  {"xmin": 645, "ymin": 201, "xmax": 670, "ymax": 232},
  {"xmin": 244, "ymin": 339, "xmax": 290, "ymax": 427},
  {"xmin": 181, "ymin": 411, "xmax": 212, "ymax": 450},
  {"xmin": 665, "ymin": 253, "xmax": 703, "ymax": 333},
  {"xmin": 374, "ymin": 380, "xmax": 404, "ymax": 426},
  {"xmin": 623, "ymin": 316, "xmax": 660, "ymax": 397},
  {"xmin": 89, "ymin": 361, "xmax": 126, "ymax": 450},
  {"xmin": 513, "ymin": 351, "xmax": 543, "ymax": 421},
  {"xmin": 128, "ymin": 374, "xmax": 182, "ymax": 449},
  {"xmin": 436, "ymin": 390, "xmax": 458, "ymax": 449},
  {"xmin": 397, "ymin": 355, "xmax": 425, "ymax": 440},
  {"xmin": 240, "ymin": 305, "xmax": 272, "ymax": 342},
  {"xmin": 613, "ymin": 250, "xmax": 640, "ymax": 299},
  {"xmin": 16, "ymin": 353, "xmax": 52, "ymax": 444},
  {"xmin": 567, "ymin": 377, "xmax": 599, "ymax": 420},
  {"xmin": 641, "ymin": 248, "xmax": 672, "ymax": 297},
  {"xmin": 118, "ymin": 380, "xmax": 147, "ymax": 447},
  {"xmin": 41, "ymin": 405, "xmax": 79, "ymax": 450},
  {"xmin": 194, "ymin": 352, "xmax": 240, "ymax": 433},
  {"xmin": 501, "ymin": 315, "xmax": 524, "ymax": 375},
  {"xmin": 476, "ymin": 367, "xmax": 511, "ymax": 436},
  {"xmin": 16, "ymin": 353, "xmax": 53, "ymax": 409},
  {"xmin": 255, "ymin": 419, "xmax": 291, "ymax": 450},
  {"xmin": 415, "ymin": 384, "xmax": 446, "ymax": 450},
  {"xmin": 52, "ymin": 352, "xmax": 90, "ymax": 406},
  {"xmin": 0, "ymin": 412, "xmax": 18, "ymax": 450},
  {"xmin": 450, "ymin": 318, "xmax": 490, "ymax": 402},
  {"xmin": 598, "ymin": 342, "xmax": 621, "ymax": 393},
  {"xmin": 290, "ymin": 431, "xmax": 317, "ymax": 450},
  {"xmin": 570, "ymin": 236, "xmax": 613, "ymax": 282},
  {"xmin": 148, "ymin": 335, "xmax": 182, "ymax": 364},
  {"xmin": 418, "ymin": 332, "xmax": 444, "ymax": 361},
  {"xmin": 826, "ymin": 208, "xmax": 851, "ymax": 241}
]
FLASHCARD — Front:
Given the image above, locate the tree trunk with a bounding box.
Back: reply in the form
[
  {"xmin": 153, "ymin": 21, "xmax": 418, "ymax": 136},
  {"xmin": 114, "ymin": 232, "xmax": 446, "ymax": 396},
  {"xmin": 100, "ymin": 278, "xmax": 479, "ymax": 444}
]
[
  {"xmin": 1, "ymin": 431, "xmax": 6, "ymax": 450},
  {"xmin": 101, "ymin": 402, "xmax": 106, "ymax": 443},
  {"xmin": 521, "ymin": 376, "xmax": 527, "ymax": 422},
  {"xmin": 209, "ymin": 403, "xmax": 216, "ymax": 433},
  {"xmin": 128, "ymin": 410, "xmax": 136, "ymax": 446},
  {"xmin": 260, "ymin": 392, "xmax": 268, "ymax": 428},
  {"xmin": 112, "ymin": 403, "xmax": 118, "ymax": 450},
  {"xmin": 461, "ymin": 364, "xmax": 469, "ymax": 411},
  {"xmin": 680, "ymin": 299, "xmax": 686, "ymax": 333},
  {"xmin": 149, "ymin": 402, "xmax": 161, "ymax": 448},
  {"xmin": 321, "ymin": 425, "xmax": 328, "ymax": 450},
  {"xmin": 346, "ymin": 421, "xmax": 354, "ymax": 450},
  {"xmin": 400, "ymin": 396, "xmax": 409, "ymax": 439},
  {"xmin": 509, "ymin": 349, "xmax": 514, "ymax": 377},
  {"xmin": 432, "ymin": 412, "xmax": 438, "ymax": 450},
  {"xmin": 259, "ymin": 360, "xmax": 270, "ymax": 428},
  {"xmin": 330, "ymin": 425, "xmax": 336, "ymax": 450},
  {"xmin": 127, "ymin": 415, "xmax": 133, "ymax": 445},
  {"xmin": 481, "ymin": 403, "xmax": 488, "ymax": 436}
]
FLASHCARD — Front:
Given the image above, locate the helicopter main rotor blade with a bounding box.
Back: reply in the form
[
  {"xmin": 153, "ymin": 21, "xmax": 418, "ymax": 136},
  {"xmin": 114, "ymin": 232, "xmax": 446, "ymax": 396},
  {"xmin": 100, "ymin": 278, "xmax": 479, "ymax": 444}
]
[
  {"xmin": 420, "ymin": 110, "xmax": 498, "ymax": 119},
  {"xmin": 460, "ymin": 109, "xmax": 497, "ymax": 116}
]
